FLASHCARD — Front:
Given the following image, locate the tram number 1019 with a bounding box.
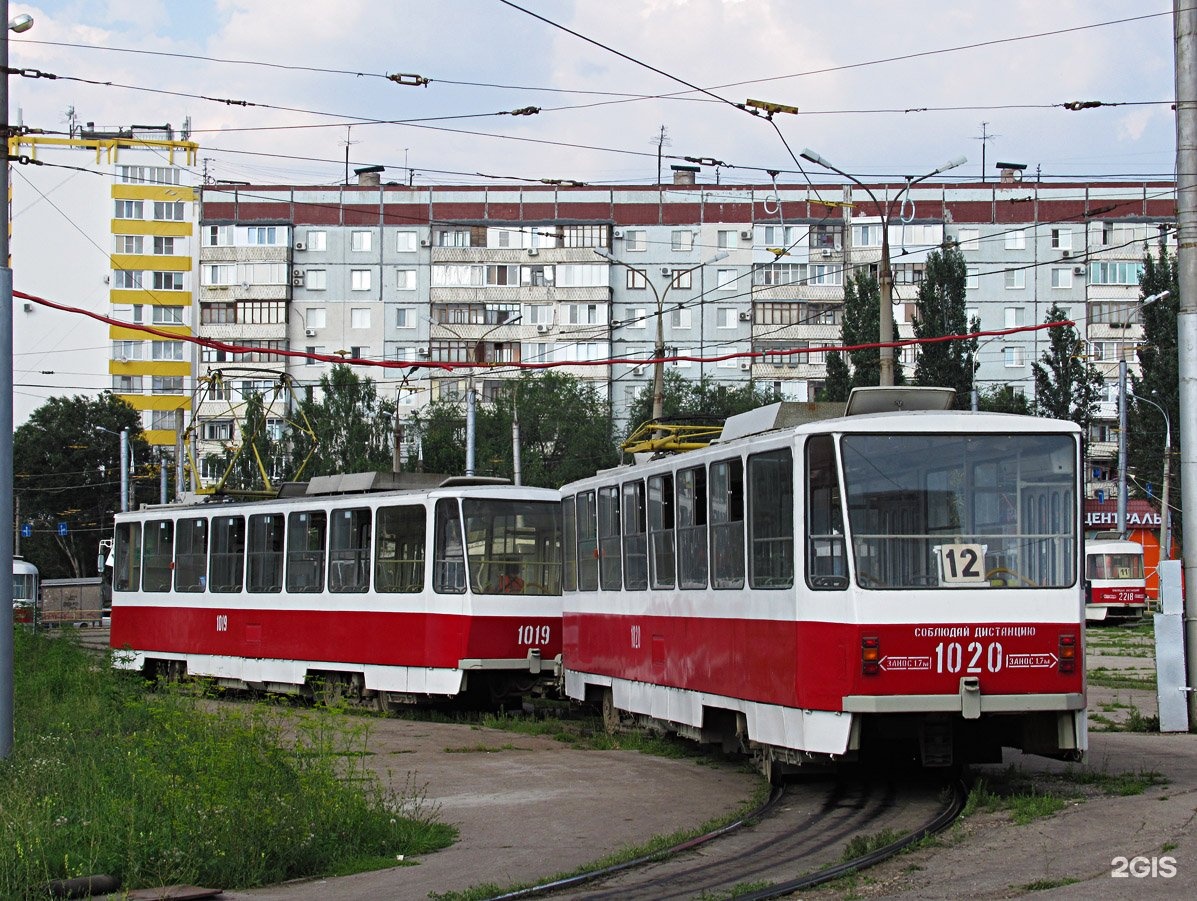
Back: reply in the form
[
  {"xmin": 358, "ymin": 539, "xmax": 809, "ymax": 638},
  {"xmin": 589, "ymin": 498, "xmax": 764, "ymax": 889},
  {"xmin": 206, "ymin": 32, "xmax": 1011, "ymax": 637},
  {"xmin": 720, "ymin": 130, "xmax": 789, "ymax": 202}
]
[
  {"xmin": 517, "ymin": 624, "xmax": 551, "ymax": 646},
  {"xmin": 935, "ymin": 640, "xmax": 1003, "ymax": 674}
]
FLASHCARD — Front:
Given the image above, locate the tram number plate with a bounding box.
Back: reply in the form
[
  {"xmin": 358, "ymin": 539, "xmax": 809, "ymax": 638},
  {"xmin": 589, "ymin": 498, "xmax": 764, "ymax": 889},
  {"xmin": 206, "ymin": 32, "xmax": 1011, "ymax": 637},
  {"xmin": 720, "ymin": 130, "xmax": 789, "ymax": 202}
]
[
  {"xmin": 517, "ymin": 624, "xmax": 551, "ymax": 646},
  {"xmin": 936, "ymin": 543, "xmax": 987, "ymax": 584}
]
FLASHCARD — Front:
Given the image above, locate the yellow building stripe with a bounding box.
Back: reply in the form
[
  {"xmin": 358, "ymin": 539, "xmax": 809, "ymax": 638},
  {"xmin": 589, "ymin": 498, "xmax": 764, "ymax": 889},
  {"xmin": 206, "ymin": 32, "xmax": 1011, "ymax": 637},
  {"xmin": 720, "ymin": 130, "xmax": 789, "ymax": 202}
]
[
  {"xmin": 109, "ymin": 325, "xmax": 191, "ymax": 339},
  {"xmin": 110, "ymin": 361, "xmax": 191, "ymax": 377},
  {"xmin": 109, "ymin": 288, "xmax": 193, "ymax": 305},
  {"xmin": 112, "ymin": 184, "xmax": 197, "ymax": 201},
  {"xmin": 111, "ymin": 254, "xmax": 193, "ymax": 271},
  {"xmin": 122, "ymin": 395, "xmax": 193, "ymax": 412},
  {"xmin": 110, "ymin": 221, "xmax": 192, "ymax": 237}
]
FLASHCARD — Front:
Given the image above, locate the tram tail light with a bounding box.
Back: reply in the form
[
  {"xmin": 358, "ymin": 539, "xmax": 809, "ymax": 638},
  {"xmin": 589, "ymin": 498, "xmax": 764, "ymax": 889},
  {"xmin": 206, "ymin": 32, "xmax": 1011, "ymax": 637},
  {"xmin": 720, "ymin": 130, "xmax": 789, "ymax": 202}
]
[
  {"xmin": 1058, "ymin": 633, "xmax": 1077, "ymax": 674},
  {"xmin": 862, "ymin": 636, "xmax": 880, "ymax": 676}
]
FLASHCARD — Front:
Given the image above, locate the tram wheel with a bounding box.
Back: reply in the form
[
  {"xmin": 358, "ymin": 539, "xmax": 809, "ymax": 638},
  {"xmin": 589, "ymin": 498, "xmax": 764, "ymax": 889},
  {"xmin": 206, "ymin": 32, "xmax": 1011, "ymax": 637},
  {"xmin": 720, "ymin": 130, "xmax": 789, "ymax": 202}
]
[{"xmin": 601, "ymin": 688, "xmax": 622, "ymax": 734}]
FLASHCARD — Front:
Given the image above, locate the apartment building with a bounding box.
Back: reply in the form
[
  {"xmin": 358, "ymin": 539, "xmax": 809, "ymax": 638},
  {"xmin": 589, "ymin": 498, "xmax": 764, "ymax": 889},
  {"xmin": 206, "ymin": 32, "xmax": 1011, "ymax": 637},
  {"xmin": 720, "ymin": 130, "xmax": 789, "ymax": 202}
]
[
  {"xmin": 196, "ymin": 170, "xmax": 1174, "ymax": 494},
  {"xmin": 11, "ymin": 124, "xmax": 199, "ymax": 457}
]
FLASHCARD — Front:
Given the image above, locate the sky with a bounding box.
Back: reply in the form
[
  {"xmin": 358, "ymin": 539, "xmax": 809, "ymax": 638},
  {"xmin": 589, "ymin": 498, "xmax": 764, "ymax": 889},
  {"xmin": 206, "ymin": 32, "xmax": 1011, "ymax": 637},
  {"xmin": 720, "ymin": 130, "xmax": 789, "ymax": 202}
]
[{"xmin": 5, "ymin": 0, "xmax": 1182, "ymax": 419}]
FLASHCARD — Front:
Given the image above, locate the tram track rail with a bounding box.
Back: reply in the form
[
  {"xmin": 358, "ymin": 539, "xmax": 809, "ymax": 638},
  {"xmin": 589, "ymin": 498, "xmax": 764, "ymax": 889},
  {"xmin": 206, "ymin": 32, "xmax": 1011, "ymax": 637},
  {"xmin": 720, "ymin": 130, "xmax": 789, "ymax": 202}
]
[{"xmin": 484, "ymin": 774, "xmax": 966, "ymax": 901}]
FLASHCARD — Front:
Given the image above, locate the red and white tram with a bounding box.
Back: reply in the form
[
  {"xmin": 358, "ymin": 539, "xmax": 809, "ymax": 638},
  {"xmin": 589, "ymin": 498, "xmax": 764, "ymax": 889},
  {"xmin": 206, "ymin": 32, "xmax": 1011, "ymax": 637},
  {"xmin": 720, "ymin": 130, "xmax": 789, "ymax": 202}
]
[
  {"xmin": 110, "ymin": 475, "xmax": 562, "ymax": 705},
  {"xmin": 1083, "ymin": 537, "xmax": 1147, "ymax": 622},
  {"xmin": 562, "ymin": 390, "xmax": 1086, "ymax": 772}
]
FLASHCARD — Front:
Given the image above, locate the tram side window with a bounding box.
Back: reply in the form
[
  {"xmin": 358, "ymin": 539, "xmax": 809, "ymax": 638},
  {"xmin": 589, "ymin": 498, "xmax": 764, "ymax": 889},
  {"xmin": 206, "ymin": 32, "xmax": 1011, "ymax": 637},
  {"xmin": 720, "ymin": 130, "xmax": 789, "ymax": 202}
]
[
  {"xmin": 598, "ymin": 486, "xmax": 622, "ymax": 590},
  {"xmin": 209, "ymin": 515, "xmax": 246, "ymax": 592},
  {"xmin": 375, "ymin": 505, "xmax": 425, "ymax": 593},
  {"xmin": 562, "ymin": 495, "xmax": 578, "ymax": 591},
  {"xmin": 677, "ymin": 466, "xmax": 708, "ymax": 589},
  {"xmin": 286, "ymin": 511, "xmax": 326, "ymax": 593},
  {"xmin": 576, "ymin": 490, "xmax": 599, "ymax": 591},
  {"xmin": 433, "ymin": 499, "xmax": 466, "ymax": 594},
  {"xmin": 330, "ymin": 507, "xmax": 371, "ymax": 592},
  {"xmin": 175, "ymin": 517, "xmax": 208, "ymax": 591},
  {"xmin": 113, "ymin": 522, "xmax": 142, "ymax": 591},
  {"xmin": 648, "ymin": 474, "xmax": 675, "ymax": 588},
  {"xmin": 622, "ymin": 480, "xmax": 648, "ymax": 591},
  {"xmin": 247, "ymin": 513, "xmax": 285, "ymax": 593},
  {"xmin": 142, "ymin": 519, "xmax": 174, "ymax": 592},
  {"xmin": 710, "ymin": 459, "xmax": 745, "ymax": 590},
  {"xmin": 806, "ymin": 435, "xmax": 847, "ymax": 589},
  {"xmin": 749, "ymin": 448, "xmax": 794, "ymax": 588}
]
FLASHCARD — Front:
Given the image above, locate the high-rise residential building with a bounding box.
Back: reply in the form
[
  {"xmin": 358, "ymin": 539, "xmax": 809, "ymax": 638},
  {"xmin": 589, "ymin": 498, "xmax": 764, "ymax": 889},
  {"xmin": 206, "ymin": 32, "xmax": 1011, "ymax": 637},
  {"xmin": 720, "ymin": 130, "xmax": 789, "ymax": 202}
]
[
  {"xmin": 11, "ymin": 123, "xmax": 199, "ymax": 463},
  {"xmin": 198, "ymin": 172, "xmax": 1174, "ymax": 482}
]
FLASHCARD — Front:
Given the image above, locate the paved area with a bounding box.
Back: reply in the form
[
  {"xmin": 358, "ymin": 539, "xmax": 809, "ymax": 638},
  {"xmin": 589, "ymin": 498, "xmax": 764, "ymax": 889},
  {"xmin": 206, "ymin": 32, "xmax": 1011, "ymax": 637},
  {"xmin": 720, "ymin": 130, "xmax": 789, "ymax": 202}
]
[{"xmin": 223, "ymin": 720, "xmax": 759, "ymax": 900}]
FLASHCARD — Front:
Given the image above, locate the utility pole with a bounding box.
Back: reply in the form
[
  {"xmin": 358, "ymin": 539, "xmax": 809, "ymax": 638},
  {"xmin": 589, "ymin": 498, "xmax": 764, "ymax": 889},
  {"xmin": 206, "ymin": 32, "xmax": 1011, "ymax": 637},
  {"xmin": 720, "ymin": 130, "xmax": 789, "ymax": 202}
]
[
  {"xmin": 1117, "ymin": 359, "xmax": 1128, "ymax": 537},
  {"xmin": 1173, "ymin": 0, "xmax": 1197, "ymax": 724}
]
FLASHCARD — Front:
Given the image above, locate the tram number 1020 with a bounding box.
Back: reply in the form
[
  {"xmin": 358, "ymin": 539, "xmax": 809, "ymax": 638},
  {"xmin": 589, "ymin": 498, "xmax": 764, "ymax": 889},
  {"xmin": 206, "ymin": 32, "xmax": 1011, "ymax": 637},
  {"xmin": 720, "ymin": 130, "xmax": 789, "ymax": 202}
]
[
  {"xmin": 935, "ymin": 641, "xmax": 1003, "ymax": 674},
  {"xmin": 517, "ymin": 624, "xmax": 551, "ymax": 646}
]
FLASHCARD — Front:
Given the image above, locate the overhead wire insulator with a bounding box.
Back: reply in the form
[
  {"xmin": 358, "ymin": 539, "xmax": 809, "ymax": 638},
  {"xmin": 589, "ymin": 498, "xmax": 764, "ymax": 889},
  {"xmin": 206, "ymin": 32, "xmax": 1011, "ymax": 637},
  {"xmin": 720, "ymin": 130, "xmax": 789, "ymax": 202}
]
[
  {"xmin": 387, "ymin": 73, "xmax": 430, "ymax": 87},
  {"xmin": 1063, "ymin": 100, "xmax": 1104, "ymax": 111},
  {"xmin": 509, "ymin": 106, "xmax": 542, "ymax": 116},
  {"xmin": 744, "ymin": 98, "xmax": 799, "ymax": 117}
]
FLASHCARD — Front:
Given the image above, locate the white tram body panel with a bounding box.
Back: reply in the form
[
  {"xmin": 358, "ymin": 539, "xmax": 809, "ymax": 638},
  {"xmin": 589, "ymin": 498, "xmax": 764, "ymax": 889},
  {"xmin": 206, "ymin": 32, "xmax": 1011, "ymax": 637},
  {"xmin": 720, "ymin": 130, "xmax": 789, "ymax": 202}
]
[
  {"xmin": 1083, "ymin": 538, "xmax": 1147, "ymax": 622},
  {"xmin": 562, "ymin": 401, "xmax": 1087, "ymax": 766},
  {"xmin": 110, "ymin": 482, "xmax": 563, "ymax": 701}
]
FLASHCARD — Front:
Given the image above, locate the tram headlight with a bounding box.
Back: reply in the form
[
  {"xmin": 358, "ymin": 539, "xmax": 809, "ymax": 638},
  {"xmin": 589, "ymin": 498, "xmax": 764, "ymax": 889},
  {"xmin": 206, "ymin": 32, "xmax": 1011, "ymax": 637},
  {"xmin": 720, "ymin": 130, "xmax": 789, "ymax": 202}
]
[
  {"xmin": 862, "ymin": 636, "xmax": 880, "ymax": 676},
  {"xmin": 1058, "ymin": 633, "xmax": 1077, "ymax": 674}
]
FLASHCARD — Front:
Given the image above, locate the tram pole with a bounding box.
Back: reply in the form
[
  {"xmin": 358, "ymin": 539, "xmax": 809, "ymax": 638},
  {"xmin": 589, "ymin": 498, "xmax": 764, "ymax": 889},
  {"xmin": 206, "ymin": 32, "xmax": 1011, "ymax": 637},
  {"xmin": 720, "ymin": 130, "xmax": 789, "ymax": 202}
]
[{"xmin": 1174, "ymin": 0, "xmax": 1197, "ymax": 723}]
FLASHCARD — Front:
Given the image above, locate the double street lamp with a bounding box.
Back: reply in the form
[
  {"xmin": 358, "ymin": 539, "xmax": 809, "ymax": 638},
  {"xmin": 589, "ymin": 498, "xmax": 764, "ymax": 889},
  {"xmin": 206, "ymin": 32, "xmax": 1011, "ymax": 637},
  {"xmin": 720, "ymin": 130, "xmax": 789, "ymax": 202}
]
[
  {"xmin": 594, "ymin": 248, "xmax": 727, "ymax": 422},
  {"xmin": 799, "ymin": 149, "xmax": 967, "ymax": 387}
]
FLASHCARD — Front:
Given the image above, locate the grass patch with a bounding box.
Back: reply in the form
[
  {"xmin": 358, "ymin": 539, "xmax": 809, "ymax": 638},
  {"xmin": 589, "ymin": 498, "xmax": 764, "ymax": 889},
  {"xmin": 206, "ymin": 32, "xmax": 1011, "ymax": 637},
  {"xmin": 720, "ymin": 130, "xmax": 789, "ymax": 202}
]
[
  {"xmin": 842, "ymin": 828, "xmax": 904, "ymax": 861},
  {"xmin": 1087, "ymin": 668, "xmax": 1157, "ymax": 691},
  {"xmin": 442, "ymin": 743, "xmax": 519, "ymax": 754},
  {"xmin": 1019, "ymin": 876, "xmax": 1079, "ymax": 891},
  {"xmin": 1, "ymin": 629, "xmax": 454, "ymax": 899},
  {"xmin": 697, "ymin": 881, "xmax": 773, "ymax": 899},
  {"xmin": 1051, "ymin": 768, "xmax": 1167, "ymax": 796},
  {"xmin": 963, "ymin": 773, "xmax": 1068, "ymax": 824},
  {"xmin": 1124, "ymin": 709, "xmax": 1161, "ymax": 732}
]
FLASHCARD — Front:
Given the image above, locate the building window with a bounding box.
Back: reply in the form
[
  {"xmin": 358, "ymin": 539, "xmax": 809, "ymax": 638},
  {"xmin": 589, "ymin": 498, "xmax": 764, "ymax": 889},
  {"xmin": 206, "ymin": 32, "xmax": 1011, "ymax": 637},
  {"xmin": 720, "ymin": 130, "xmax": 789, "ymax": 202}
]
[
  {"xmin": 626, "ymin": 269, "xmax": 647, "ymax": 290},
  {"xmin": 306, "ymin": 230, "xmax": 327, "ymax": 251},
  {"xmin": 151, "ymin": 340, "xmax": 184, "ymax": 361},
  {"xmin": 626, "ymin": 308, "xmax": 646, "ymax": 329},
  {"xmin": 671, "ymin": 269, "xmax": 692, "ymax": 290},
  {"xmin": 152, "ymin": 271, "xmax": 184, "ymax": 291},
  {"xmin": 118, "ymin": 165, "xmax": 179, "ymax": 185},
  {"xmin": 203, "ymin": 225, "xmax": 232, "ymax": 246},
  {"xmin": 435, "ymin": 228, "xmax": 470, "ymax": 247},
  {"xmin": 717, "ymin": 229, "xmax": 739, "ymax": 250},
  {"xmin": 238, "ymin": 301, "xmax": 286, "ymax": 324},
  {"xmin": 1089, "ymin": 261, "xmax": 1145, "ymax": 285},
  {"xmin": 1003, "ymin": 346, "xmax": 1025, "ymax": 367},
  {"xmin": 351, "ymin": 230, "xmax": 373, "ymax": 252},
  {"xmin": 114, "ymin": 200, "xmax": 144, "ymax": 219},
  {"xmin": 1004, "ymin": 307, "xmax": 1023, "ymax": 328},
  {"xmin": 716, "ymin": 268, "xmax": 737, "ymax": 290},
  {"xmin": 396, "ymin": 269, "xmax": 416, "ymax": 290},
  {"xmin": 1051, "ymin": 228, "xmax": 1072, "ymax": 251},
  {"xmin": 811, "ymin": 223, "xmax": 842, "ymax": 250},
  {"xmin": 956, "ymin": 227, "xmax": 980, "ymax": 251},
  {"xmin": 242, "ymin": 226, "xmax": 279, "ymax": 245},
  {"xmin": 396, "ymin": 308, "xmax": 415, "ymax": 328},
  {"xmin": 560, "ymin": 224, "xmax": 609, "ymax": 248},
  {"xmin": 152, "ymin": 306, "xmax": 184, "ymax": 325},
  {"xmin": 624, "ymin": 230, "xmax": 647, "ymax": 252},
  {"xmin": 153, "ymin": 201, "xmax": 185, "ymax": 221},
  {"xmin": 1051, "ymin": 268, "xmax": 1073, "ymax": 289},
  {"xmin": 1005, "ymin": 229, "xmax": 1026, "ymax": 250},
  {"xmin": 151, "ymin": 376, "xmax": 184, "ymax": 395},
  {"xmin": 717, "ymin": 308, "xmax": 738, "ymax": 328},
  {"xmin": 204, "ymin": 420, "xmax": 233, "ymax": 442},
  {"xmin": 566, "ymin": 304, "xmax": 604, "ymax": 325},
  {"xmin": 753, "ymin": 263, "xmax": 806, "ymax": 286},
  {"xmin": 670, "ymin": 309, "xmax": 692, "ymax": 329},
  {"xmin": 112, "ymin": 374, "xmax": 142, "ymax": 393},
  {"xmin": 671, "ymin": 230, "xmax": 693, "ymax": 251},
  {"xmin": 766, "ymin": 225, "xmax": 803, "ymax": 248},
  {"xmin": 966, "ymin": 267, "xmax": 979, "ymax": 290},
  {"xmin": 152, "ymin": 236, "xmax": 177, "ymax": 255},
  {"xmin": 1004, "ymin": 269, "xmax": 1026, "ymax": 289},
  {"xmin": 201, "ymin": 302, "xmax": 235, "ymax": 324},
  {"xmin": 351, "ymin": 308, "xmax": 371, "ymax": 329},
  {"xmin": 114, "ymin": 235, "xmax": 143, "ymax": 254},
  {"xmin": 306, "ymin": 308, "xmax": 327, "ymax": 329},
  {"xmin": 113, "ymin": 270, "xmax": 142, "ymax": 289},
  {"xmin": 396, "ymin": 231, "xmax": 418, "ymax": 252},
  {"xmin": 306, "ymin": 269, "xmax": 327, "ymax": 290},
  {"xmin": 351, "ymin": 270, "xmax": 372, "ymax": 291},
  {"xmin": 809, "ymin": 264, "xmax": 842, "ymax": 286}
]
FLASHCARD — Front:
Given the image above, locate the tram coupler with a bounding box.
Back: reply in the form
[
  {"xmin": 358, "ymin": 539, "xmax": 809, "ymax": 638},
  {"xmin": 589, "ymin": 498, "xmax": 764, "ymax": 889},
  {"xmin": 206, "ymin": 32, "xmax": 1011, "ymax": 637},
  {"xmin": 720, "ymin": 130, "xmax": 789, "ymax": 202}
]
[{"xmin": 919, "ymin": 717, "xmax": 954, "ymax": 767}]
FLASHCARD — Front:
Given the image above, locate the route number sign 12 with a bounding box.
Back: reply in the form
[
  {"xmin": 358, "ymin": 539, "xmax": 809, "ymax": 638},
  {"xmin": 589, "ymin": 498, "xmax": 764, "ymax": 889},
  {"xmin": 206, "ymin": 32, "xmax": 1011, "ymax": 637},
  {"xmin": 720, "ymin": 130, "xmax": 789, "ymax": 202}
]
[{"xmin": 936, "ymin": 543, "xmax": 987, "ymax": 584}]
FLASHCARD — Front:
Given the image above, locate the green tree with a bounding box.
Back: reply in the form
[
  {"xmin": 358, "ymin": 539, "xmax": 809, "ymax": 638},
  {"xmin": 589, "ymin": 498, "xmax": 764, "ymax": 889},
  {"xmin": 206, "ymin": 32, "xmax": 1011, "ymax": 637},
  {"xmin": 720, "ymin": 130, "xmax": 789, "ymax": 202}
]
[
  {"xmin": 290, "ymin": 365, "xmax": 396, "ymax": 477},
  {"xmin": 976, "ymin": 384, "xmax": 1032, "ymax": 414},
  {"xmin": 822, "ymin": 270, "xmax": 905, "ymax": 401},
  {"xmin": 912, "ymin": 245, "xmax": 977, "ymax": 406},
  {"xmin": 13, "ymin": 393, "xmax": 147, "ymax": 578},
  {"xmin": 201, "ymin": 391, "xmax": 293, "ymax": 495},
  {"xmin": 410, "ymin": 371, "xmax": 619, "ymax": 488},
  {"xmin": 1128, "ymin": 245, "xmax": 1181, "ymax": 541},
  {"xmin": 1031, "ymin": 303, "xmax": 1103, "ymax": 445},
  {"xmin": 625, "ymin": 371, "xmax": 775, "ymax": 435},
  {"xmin": 820, "ymin": 351, "xmax": 852, "ymax": 402}
]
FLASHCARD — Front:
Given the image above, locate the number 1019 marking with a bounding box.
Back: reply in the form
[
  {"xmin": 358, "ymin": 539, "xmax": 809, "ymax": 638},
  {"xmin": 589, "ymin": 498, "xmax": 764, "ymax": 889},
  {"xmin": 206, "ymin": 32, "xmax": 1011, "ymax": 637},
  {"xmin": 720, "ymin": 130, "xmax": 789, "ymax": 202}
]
[{"xmin": 517, "ymin": 624, "xmax": 551, "ymax": 646}]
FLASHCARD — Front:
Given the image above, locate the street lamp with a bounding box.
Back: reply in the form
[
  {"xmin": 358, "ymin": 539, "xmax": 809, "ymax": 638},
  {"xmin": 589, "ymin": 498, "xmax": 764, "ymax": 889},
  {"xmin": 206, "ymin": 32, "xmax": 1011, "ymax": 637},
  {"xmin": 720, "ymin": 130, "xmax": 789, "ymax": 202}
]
[
  {"xmin": 2, "ymin": 0, "xmax": 35, "ymax": 760},
  {"xmin": 95, "ymin": 426, "xmax": 133, "ymax": 512},
  {"xmin": 800, "ymin": 149, "xmax": 966, "ymax": 387},
  {"xmin": 594, "ymin": 248, "xmax": 727, "ymax": 423},
  {"xmin": 1116, "ymin": 290, "xmax": 1170, "ymax": 536},
  {"xmin": 1130, "ymin": 392, "xmax": 1172, "ymax": 561}
]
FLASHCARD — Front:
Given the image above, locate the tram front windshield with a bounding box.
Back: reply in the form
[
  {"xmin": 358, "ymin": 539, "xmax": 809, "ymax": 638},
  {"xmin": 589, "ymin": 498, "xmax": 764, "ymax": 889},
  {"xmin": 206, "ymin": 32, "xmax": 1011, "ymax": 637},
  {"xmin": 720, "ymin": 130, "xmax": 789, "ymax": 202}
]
[
  {"xmin": 461, "ymin": 499, "xmax": 563, "ymax": 595},
  {"xmin": 839, "ymin": 433, "xmax": 1077, "ymax": 589}
]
